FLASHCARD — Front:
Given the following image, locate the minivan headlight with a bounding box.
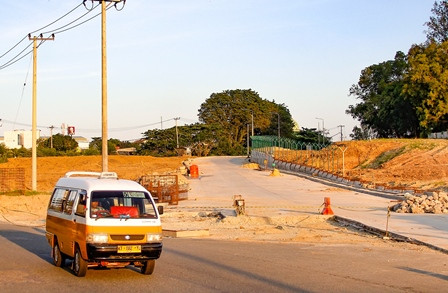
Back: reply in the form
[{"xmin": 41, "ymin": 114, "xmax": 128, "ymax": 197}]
[
  {"xmin": 146, "ymin": 233, "xmax": 162, "ymax": 243},
  {"xmin": 86, "ymin": 233, "xmax": 109, "ymax": 244}
]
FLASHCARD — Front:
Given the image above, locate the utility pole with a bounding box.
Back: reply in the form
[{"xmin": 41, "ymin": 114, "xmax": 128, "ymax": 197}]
[
  {"xmin": 29, "ymin": 33, "xmax": 54, "ymax": 191},
  {"xmin": 92, "ymin": 0, "xmax": 126, "ymax": 172},
  {"xmin": 160, "ymin": 116, "xmax": 163, "ymax": 130},
  {"xmin": 251, "ymin": 112, "xmax": 254, "ymax": 137},
  {"xmin": 49, "ymin": 125, "xmax": 55, "ymax": 148},
  {"xmin": 277, "ymin": 113, "xmax": 280, "ymax": 140},
  {"xmin": 338, "ymin": 125, "xmax": 345, "ymax": 141},
  {"xmin": 316, "ymin": 117, "xmax": 324, "ymax": 144},
  {"xmin": 174, "ymin": 117, "xmax": 180, "ymax": 148},
  {"xmin": 100, "ymin": 0, "xmax": 109, "ymax": 172},
  {"xmin": 247, "ymin": 123, "xmax": 250, "ymax": 157}
]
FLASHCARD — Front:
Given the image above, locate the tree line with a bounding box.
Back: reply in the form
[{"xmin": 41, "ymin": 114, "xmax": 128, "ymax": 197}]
[
  {"xmin": 347, "ymin": 0, "xmax": 448, "ymax": 139},
  {"xmin": 0, "ymin": 89, "xmax": 327, "ymax": 159}
]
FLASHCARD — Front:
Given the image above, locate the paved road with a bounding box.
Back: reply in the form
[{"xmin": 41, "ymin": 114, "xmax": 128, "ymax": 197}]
[
  {"xmin": 1, "ymin": 223, "xmax": 448, "ymax": 292},
  {"xmin": 185, "ymin": 156, "xmax": 448, "ymax": 252}
]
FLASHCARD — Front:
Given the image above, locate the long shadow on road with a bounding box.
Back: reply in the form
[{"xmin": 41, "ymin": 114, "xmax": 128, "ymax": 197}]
[{"xmin": 0, "ymin": 225, "xmax": 52, "ymax": 264}]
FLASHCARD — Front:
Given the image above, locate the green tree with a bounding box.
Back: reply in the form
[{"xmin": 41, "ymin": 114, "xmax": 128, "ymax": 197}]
[
  {"xmin": 404, "ymin": 41, "xmax": 448, "ymax": 132},
  {"xmin": 42, "ymin": 134, "xmax": 78, "ymax": 152},
  {"xmin": 198, "ymin": 89, "xmax": 271, "ymax": 153},
  {"xmin": 90, "ymin": 137, "xmax": 122, "ymax": 155},
  {"xmin": 198, "ymin": 89, "xmax": 295, "ymax": 154},
  {"xmin": 349, "ymin": 125, "xmax": 374, "ymax": 140},
  {"xmin": 262, "ymin": 103, "xmax": 296, "ymax": 139},
  {"xmin": 425, "ymin": 1, "xmax": 448, "ymax": 43},
  {"xmin": 139, "ymin": 129, "xmax": 177, "ymax": 156},
  {"xmin": 292, "ymin": 127, "xmax": 321, "ymax": 144},
  {"xmin": 347, "ymin": 52, "xmax": 421, "ymax": 137}
]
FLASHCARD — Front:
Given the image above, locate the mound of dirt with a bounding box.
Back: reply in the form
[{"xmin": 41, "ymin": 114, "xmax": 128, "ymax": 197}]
[{"xmin": 333, "ymin": 139, "xmax": 448, "ymax": 191}]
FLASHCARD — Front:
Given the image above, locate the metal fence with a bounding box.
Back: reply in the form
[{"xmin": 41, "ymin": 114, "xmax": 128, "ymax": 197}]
[
  {"xmin": 138, "ymin": 174, "xmax": 188, "ymax": 205},
  {"xmin": 251, "ymin": 136, "xmax": 348, "ymax": 177},
  {"xmin": 0, "ymin": 168, "xmax": 26, "ymax": 193}
]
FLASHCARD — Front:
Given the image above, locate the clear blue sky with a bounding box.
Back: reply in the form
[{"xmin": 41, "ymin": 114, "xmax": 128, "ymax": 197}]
[{"xmin": 0, "ymin": 0, "xmax": 435, "ymax": 141}]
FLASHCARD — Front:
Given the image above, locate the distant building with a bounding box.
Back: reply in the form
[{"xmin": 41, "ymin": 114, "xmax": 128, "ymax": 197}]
[
  {"xmin": 428, "ymin": 131, "xmax": 448, "ymax": 139},
  {"xmin": 0, "ymin": 131, "xmax": 90, "ymax": 150},
  {"xmin": 3, "ymin": 130, "xmax": 40, "ymax": 149},
  {"xmin": 72, "ymin": 136, "xmax": 89, "ymax": 150}
]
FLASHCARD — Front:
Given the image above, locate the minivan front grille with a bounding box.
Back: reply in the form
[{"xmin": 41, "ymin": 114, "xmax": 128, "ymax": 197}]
[{"xmin": 110, "ymin": 234, "xmax": 145, "ymax": 241}]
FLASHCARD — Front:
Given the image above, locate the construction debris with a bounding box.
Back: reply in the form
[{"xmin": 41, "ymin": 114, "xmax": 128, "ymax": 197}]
[{"xmin": 392, "ymin": 192, "xmax": 448, "ymax": 214}]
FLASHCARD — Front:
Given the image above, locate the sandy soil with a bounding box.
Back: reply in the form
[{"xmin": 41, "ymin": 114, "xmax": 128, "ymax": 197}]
[
  {"xmin": 0, "ymin": 139, "xmax": 446, "ymax": 247},
  {"xmin": 0, "ymin": 192, "xmax": 433, "ymax": 254}
]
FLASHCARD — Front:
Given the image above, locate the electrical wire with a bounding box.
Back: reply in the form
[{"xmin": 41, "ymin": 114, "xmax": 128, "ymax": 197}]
[
  {"xmin": 12, "ymin": 54, "xmax": 33, "ymax": 129},
  {"xmin": 41, "ymin": 3, "xmax": 101, "ymax": 36},
  {"xmin": 51, "ymin": 4, "xmax": 115, "ymax": 36},
  {"xmin": 0, "ymin": 117, "xmax": 193, "ymax": 134},
  {"xmin": 114, "ymin": 0, "xmax": 126, "ymax": 11},
  {"xmin": 0, "ymin": 2, "xmax": 115, "ymax": 71},
  {"xmin": 0, "ymin": 41, "xmax": 33, "ymax": 70},
  {"xmin": 0, "ymin": 2, "xmax": 83, "ymax": 60}
]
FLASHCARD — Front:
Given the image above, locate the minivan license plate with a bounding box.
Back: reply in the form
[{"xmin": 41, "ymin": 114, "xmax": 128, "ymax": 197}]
[{"xmin": 117, "ymin": 245, "xmax": 141, "ymax": 253}]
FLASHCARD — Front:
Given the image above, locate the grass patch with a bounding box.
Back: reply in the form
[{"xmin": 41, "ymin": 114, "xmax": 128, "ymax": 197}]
[
  {"xmin": 406, "ymin": 141, "xmax": 437, "ymax": 151},
  {"xmin": 364, "ymin": 146, "xmax": 406, "ymax": 169}
]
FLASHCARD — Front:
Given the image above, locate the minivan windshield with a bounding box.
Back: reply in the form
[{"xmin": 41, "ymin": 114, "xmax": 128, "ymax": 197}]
[{"xmin": 90, "ymin": 190, "xmax": 158, "ymax": 219}]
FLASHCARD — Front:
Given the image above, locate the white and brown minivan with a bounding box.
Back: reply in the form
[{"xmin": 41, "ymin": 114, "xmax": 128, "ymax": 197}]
[{"xmin": 45, "ymin": 171, "xmax": 163, "ymax": 277}]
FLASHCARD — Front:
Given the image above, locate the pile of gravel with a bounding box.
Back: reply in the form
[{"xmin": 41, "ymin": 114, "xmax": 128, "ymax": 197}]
[{"xmin": 392, "ymin": 192, "xmax": 448, "ymax": 214}]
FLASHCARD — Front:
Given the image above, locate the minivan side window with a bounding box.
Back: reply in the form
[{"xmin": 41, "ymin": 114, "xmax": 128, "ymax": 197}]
[
  {"xmin": 75, "ymin": 190, "xmax": 87, "ymax": 217},
  {"xmin": 63, "ymin": 190, "xmax": 78, "ymax": 215},
  {"xmin": 49, "ymin": 188, "xmax": 69, "ymax": 212}
]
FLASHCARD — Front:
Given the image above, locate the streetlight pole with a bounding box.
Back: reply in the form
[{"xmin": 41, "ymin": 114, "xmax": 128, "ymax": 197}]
[
  {"xmin": 272, "ymin": 112, "xmax": 280, "ymax": 139},
  {"xmin": 247, "ymin": 123, "xmax": 250, "ymax": 157},
  {"xmin": 174, "ymin": 117, "xmax": 180, "ymax": 148},
  {"xmin": 251, "ymin": 112, "xmax": 254, "ymax": 137},
  {"xmin": 316, "ymin": 117, "xmax": 324, "ymax": 144}
]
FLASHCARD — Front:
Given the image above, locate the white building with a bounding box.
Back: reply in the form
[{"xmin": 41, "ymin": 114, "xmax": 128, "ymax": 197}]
[
  {"xmin": 73, "ymin": 136, "xmax": 89, "ymax": 150},
  {"xmin": 3, "ymin": 130, "xmax": 40, "ymax": 149}
]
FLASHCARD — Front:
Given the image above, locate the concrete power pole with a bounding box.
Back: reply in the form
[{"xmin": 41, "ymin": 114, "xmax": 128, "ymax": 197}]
[
  {"xmin": 49, "ymin": 125, "xmax": 55, "ymax": 148},
  {"xmin": 28, "ymin": 33, "xmax": 54, "ymax": 191},
  {"xmin": 338, "ymin": 125, "xmax": 345, "ymax": 141},
  {"xmin": 174, "ymin": 117, "xmax": 180, "ymax": 148},
  {"xmin": 100, "ymin": 0, "xmax": 109, "ymax": 172},
  {"xmin": 92, "ymin": 0, "xmax": 126, "ymax": 172}
]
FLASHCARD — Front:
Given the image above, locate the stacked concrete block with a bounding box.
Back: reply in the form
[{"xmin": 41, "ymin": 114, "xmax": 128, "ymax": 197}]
[{"xmin": 392, "ymin": 192, "xmax": 448, "ymax": 214}]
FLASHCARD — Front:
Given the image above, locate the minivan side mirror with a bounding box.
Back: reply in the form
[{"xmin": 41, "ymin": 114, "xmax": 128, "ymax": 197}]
[{"xmin": 157, "ymin": 205, "xmax": 164, "ymax": 215}]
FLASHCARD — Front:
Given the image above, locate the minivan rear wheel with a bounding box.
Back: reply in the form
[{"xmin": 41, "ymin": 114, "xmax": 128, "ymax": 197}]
[{"xmin": 52, "ymin": 241, "xmax": 66, "ymax": 267}]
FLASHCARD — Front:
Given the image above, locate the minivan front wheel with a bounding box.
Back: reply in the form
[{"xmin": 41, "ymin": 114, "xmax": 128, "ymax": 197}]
[
  {"xmin": 73, "ymin": 247, "xmax": 87, "ymax": 277},
  {"xmin": 141, "ymin": 260, "xmax": 155, "ymax": 275},
  {"xmin": 52, "ymin": 241, "xmax": 66, "ymax": 267}
]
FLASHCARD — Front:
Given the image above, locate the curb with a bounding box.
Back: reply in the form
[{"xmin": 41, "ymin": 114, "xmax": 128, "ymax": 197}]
[{"xmin": 333, "ymin": 215, "xmax": 448, "ymax": 255}]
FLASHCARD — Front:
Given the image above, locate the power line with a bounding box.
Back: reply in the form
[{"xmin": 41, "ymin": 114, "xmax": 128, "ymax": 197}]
[
  {"xmin": 41, "ymin": 3, "xmax": 102, "ymax": 36},
  {"xmin": 12, "ymin": 54, "xmax": 33, "ymax": 129},
  {"xmin": 0, "ymin": 2, "xmax": 114, "ymax": 71},
  {"xmin": 0, "ymin": 117, "xmax": 189, "ymax": 133},
  {"xmin": 0, "ymin": 2, "xmax": 84, "ymax": 60}
]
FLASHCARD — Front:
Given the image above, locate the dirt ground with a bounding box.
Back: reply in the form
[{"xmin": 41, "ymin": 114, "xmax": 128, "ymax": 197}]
[
  {"xmin": 0, "ymin": 139, "xmax": 446, "ymax": 247},
  {"xmin": 0, "ymin": 192, "xmax": 426, "ymax": 251},
  {"xmin": 332, "ymin": 139, "xmax": 448, "ymax": 191}
]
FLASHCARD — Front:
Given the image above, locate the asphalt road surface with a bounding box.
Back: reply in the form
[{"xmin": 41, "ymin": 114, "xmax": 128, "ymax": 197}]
[{"xmin": 0, "ymin": 223, "xmax": 447, "ymax": 293}]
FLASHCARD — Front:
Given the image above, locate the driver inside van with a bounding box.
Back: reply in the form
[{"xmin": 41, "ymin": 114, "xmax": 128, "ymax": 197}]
[{"xmin": 91, "ymin": 200, "xmax": 108, "ymax": 216}]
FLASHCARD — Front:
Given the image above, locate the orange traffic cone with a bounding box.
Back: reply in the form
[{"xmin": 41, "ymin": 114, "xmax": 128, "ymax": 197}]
[{"xmin": 321, "ymin": 197, "xmax": 334, "ymax": 215}]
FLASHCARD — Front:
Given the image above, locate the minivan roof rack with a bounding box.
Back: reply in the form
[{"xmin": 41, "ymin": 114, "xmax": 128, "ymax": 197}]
[{"xmin": 64, "ymin": 171, "xmax": 118, "ymax": 179}]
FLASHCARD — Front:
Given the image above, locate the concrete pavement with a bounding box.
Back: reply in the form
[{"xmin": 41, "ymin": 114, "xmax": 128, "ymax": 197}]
[{"xmin": 181, "ymin": 156, "xmax": 448, "ymax": 253}]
